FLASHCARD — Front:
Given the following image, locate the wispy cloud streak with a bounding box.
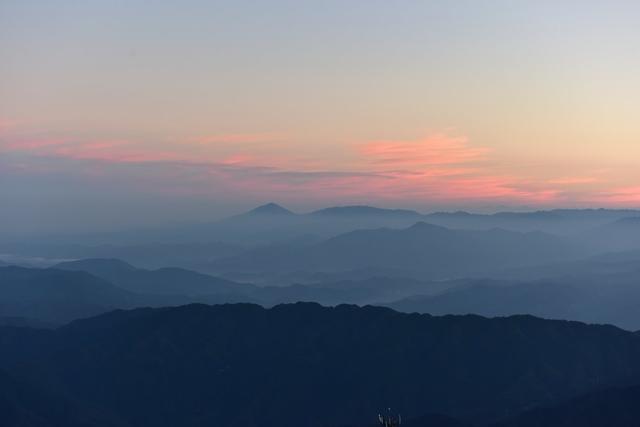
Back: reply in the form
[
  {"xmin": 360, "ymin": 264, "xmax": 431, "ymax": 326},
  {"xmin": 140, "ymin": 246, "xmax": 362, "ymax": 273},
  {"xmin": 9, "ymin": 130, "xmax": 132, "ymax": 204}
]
[{"xmin": 0, "ymin": 126, "xmax": 619, "ymax": 207}]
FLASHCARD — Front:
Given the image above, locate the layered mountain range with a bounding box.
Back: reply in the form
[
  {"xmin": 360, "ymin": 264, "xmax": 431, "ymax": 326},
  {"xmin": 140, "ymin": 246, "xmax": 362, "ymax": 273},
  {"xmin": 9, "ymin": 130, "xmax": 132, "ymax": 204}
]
[{"xmin": 3, "ymin": 203, "xmax": 640, "ymax": 426}]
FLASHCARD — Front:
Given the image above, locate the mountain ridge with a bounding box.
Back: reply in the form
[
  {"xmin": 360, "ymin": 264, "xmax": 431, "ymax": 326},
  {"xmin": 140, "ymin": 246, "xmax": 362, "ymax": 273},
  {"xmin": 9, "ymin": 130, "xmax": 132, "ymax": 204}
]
[{"xmin": 2, "ymin": 302, "xmax": 640, "ymax": 426}]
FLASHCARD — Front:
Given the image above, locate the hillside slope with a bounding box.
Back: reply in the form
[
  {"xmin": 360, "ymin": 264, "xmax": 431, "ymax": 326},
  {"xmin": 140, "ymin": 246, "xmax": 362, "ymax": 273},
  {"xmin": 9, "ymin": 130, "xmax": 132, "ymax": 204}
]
[{"xmin": 2, "ymin": 303, "xmax": 640, "ymax": 426}]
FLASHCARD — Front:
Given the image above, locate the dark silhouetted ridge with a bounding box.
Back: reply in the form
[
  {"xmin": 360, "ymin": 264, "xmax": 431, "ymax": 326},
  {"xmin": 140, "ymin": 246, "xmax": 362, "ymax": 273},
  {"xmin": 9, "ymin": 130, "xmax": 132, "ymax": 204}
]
[{"xmin": 2, "ymin": 303, "xmax": 640, "ymax": 426}]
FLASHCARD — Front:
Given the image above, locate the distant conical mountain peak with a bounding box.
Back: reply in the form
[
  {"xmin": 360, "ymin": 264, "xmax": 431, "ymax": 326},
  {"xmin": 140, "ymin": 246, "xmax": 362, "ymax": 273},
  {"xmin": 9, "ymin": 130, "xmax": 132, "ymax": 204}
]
[{"xmin": 247, "ymin": 202, "xmax": 294, "ymax": 215}]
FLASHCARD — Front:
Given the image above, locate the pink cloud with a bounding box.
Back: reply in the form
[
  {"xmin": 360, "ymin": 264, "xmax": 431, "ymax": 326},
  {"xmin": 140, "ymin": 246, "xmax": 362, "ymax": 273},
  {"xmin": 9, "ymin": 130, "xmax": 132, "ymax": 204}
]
[
  {"xmin": 360, "ymin": 134, "xmax": 489, "ymax": 168},
  {"xmin": 192, "ymin": 133, "xmax": 284, "ymax": 145},
  {"xmin": 220, "ymin": 154, "xmax": 256, "ymax": 165},
  {"xmin": 1, "ymin": 136, "xmax": 190, "ymax": 164},
  {"xmin": 594, "ymin": 186, "xmax": 640, "ymax": 205},
  {"xmin": 547, "ymin": 177, "xmax": 599, "ymax": 185},
  {"xmin": 0, "ymin": 127, "xmax": 624, "ymax": 207},
  {"xmin": 347, "ymin": 133, "xmax": 559, "ymax": 204}
]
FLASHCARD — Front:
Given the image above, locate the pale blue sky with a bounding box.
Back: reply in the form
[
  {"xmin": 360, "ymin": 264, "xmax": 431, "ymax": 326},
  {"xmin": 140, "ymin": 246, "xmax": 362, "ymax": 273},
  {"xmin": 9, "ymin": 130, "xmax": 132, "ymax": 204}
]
[{"xmin": 1, "ymin": 1, "xmax": 640, "ymax": 232}]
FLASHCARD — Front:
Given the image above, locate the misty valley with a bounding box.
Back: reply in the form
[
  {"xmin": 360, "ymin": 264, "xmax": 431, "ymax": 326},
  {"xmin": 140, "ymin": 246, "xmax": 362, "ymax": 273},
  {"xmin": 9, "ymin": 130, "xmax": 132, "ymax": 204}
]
[{"xmin": 3, "ymin": 204, "xmax": 640, "ymax": 426}]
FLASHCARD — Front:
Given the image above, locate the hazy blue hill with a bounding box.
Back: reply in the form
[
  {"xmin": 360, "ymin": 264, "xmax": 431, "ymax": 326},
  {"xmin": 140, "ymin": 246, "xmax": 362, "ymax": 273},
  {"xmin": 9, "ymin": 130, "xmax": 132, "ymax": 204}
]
[
  {"xmin": 6, "ymin": 206, "xmax": 640, "ymax": 251},
  {"xmin": 0, "ymin": 266, "xmax": 139, "ymax": 324},
  {"xmin": 387, "ymin": 267, "xmax": 640, "ymax": 331},
  {"xmin": 212, "ymin": 222, "xmax": 581, "ymax": 279},
  {"xmin": 251, "ymin": 276, "xmax": 446, "ymax": 306},
  {"xmin": 208, "ymin": 203, "xmax": 429, "ymax": 246},
  {"xmin": 1, "ymin": 260, "xmax": 441, "ymax": 323},
  {"xmin": 612, "ymin": 216, "xmax": 640, "ymax": 226},
  {"xmin": 578, "ymin": 216, "xmax": 640, "ymax": 253},
  {"xmin": 55, "ymin": 258, "xmax": 137, "ymax": 277},
  {"xmin": 590, "ymin": 249, "xmax": 640, "ymax": 263},
  {"xmin": 3, "ymin": 303, "xmax": 640, "ymax": 426},
  {"xmin": 423, "ymin": 208, "xmax": 640, "ymax": 234},
  {"xmin": 0, "ymin": 241, "xmax": 247, "ymax": 273},
  {"xmin": 590, "ymin": 216, "xmax": 640, "ymax": 232},
  {"xmin": 551, "ymin": 208, "xmax": 640, "ymax": 221},
  {"xmin": 498, "ymin": 211, "xmax": 563, "ymax": 219},
  {"xmin": 0, "ymin": 265, "xmax": 261, "ymax": 325},
  {"xmin": 0, "ymin": 204, "xmax": 445, "ymax": 248},
  {"xmin": 54, "ymin": 258, "xmax": 254, "ymax": 296},
  {"xmin": 495, "ymin": 249, "xmax": 640, "ymax": 282},
  {"xmin": 387, "ymin": 279, "xmax": 579, "ymax": 319},
  {"xmin": 79, "ymin": 241, "xmax": 246, "ymax": 271},
  {"xmin": 311, "ymin": 205, "xmax": 422, "ymax": 218},
  {"xmin": 190, "ymin": 203, "xmax": 317, "ymax": 245}
]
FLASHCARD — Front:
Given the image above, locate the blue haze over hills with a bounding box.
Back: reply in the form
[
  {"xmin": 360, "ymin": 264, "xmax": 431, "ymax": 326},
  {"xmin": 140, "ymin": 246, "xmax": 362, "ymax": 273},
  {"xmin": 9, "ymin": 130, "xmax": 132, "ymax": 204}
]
[{"xmin": 3, "ymin": 203, "xmax": 640, "ymax": 425}]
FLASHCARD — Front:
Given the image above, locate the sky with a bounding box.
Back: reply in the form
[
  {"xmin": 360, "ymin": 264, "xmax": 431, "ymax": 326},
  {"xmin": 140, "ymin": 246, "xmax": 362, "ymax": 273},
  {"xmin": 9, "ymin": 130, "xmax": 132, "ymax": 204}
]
[{"xmin": 1, "ymin": 0, "xmax": 640, "ymax": 233}]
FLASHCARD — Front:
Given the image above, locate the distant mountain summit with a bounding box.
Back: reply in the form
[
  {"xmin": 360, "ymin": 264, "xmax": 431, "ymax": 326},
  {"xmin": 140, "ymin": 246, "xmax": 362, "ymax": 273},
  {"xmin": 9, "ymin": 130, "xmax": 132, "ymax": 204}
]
[{"xmin": 245, "ymin": 202, "xmax": 294, "ymax": 216}]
